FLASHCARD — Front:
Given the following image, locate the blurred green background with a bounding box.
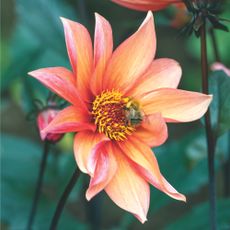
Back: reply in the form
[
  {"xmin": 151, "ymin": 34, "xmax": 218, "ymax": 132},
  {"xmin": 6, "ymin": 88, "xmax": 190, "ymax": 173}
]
[{"xmin": 1, "ymin": 0, "xmax": 230, "ymax": 229}]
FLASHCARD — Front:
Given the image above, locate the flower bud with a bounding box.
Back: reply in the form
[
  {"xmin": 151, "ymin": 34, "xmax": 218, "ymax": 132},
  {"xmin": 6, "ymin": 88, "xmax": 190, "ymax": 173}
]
[{"xmin": 37, "ymin": 108, "xmax": 63, "ymax": 143}]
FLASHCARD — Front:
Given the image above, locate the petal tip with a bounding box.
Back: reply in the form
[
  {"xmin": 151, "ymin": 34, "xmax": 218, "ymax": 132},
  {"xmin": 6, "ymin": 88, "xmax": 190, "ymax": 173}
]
[
  {"xmin": 180, "ymin": 194, "xmax": 187, "ymax": 202},
  {"xmin": 40, "ymin": 129, "xmax": 47, "ymax": 140},
  {"xmin": 28, "ymin": 70, "xmax": 37, "ymax": 77},
  {"xmin": 85, "ymin": 191, "xmax": 92, "ymax": 201}
]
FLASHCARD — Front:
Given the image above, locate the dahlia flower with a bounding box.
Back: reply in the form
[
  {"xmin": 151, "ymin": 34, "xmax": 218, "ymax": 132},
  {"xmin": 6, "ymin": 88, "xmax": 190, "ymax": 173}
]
[{"xmin": 29, "ymin": 12, "xmax": 212, "ymax": 222}]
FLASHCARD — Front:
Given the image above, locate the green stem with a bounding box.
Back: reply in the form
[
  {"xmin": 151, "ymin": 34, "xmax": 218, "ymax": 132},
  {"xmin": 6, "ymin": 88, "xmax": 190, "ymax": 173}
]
[
  {"xmin": 27, "ymin": 141, "xmax": 50, "ymax": 230},
  {"xmin": 200, "ymin": 20, "xmax": 217, "ymax": 230},
  {"xmin": 49, "ymin": 168, "xmax": 80, "ymax": 230}
]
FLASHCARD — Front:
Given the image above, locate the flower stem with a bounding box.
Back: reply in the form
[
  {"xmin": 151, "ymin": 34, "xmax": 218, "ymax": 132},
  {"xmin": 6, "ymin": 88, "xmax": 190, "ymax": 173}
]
[
  {"xmin": 200, "ymin": 20, "xmax": 217, "ymax": 230},
  {"xmin": 27, "ymin": 141, "xmax": 50, "ymax": 230},
  {"xmin": 49, "ymin": 168, "xmax": 80, "ymax": 230}
]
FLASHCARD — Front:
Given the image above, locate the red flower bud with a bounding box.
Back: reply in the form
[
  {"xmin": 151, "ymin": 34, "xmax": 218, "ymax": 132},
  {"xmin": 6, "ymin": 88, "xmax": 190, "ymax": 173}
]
[{"xmin": 37, "ymin": 109, "xmax": 63, "ymax": 143}]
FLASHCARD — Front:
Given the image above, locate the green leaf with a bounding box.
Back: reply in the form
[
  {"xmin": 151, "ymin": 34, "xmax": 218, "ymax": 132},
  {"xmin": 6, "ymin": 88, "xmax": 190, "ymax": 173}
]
[
  {"xmin": 166, "ymin": 199, "xmax": 230, "ymax": 230},
  {"xmin": 209, "ymin": 70, "xmax": 230, "ymax": 137},
  {"xmin": 1, "ymin": 134, "xmax": 87, "ymax": 229}
]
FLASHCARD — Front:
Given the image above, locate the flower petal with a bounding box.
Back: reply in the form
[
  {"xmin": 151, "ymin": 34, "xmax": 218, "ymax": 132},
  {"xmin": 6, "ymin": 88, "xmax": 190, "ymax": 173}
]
[
  {"xmin": 127, "ymin": 58, "xmax": 182, "ymax": 98},
  {"xmin": 134, "ymin": 113, "xmax": 168, "ymax": 147},
  {"xmin": 141, "ymin": 88, "xmax": 212, "ymax": 122},
  {"xmin": 28, "ymin": 68, "xmax": 87, "ymax": 111},
  {"xmin": 41, "ymin": 106, "xmax": 94, "ymax": 139},
  {"xmin": 103, "ymin": 11, "xmax": 156, "ymax": 94},
  {"xmin": 73, "ymin": 131, "xmax": 105, "ymax": 174},
  {"xmin": 91, "ymin": 13, "xmax": 113, "ymax": 95},
  {"xmin": 111, "ymin": 0, "xmax": 174, "ymax": 11},
  {"xmin": 119, "ymin": 137, "xmax": 186, "ymax": 202},
  {"xmin": 86, "ymin": 141, "xmax": 117, "ymax": 200},
  {"xmin": 105, "ymin": 144, "xmax": 150, "ymax": 223},
  {"xmin": 61, "ymin": 17, "xmax": 93, "ymax": 101}
]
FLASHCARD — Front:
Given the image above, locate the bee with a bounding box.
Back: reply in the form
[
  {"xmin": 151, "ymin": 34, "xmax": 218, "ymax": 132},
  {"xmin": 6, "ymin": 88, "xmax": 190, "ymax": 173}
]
[{"xmin": 124, "ymin": 99, "xmax": 143, "ymax": 126}]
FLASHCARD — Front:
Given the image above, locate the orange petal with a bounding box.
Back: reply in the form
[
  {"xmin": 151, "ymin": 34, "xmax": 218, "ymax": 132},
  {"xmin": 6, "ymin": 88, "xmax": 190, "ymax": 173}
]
[
  {"xmin": 28, "ymin": 68, "xmax": 87, "ymax": 111},
  {"xmin": 134, "ymin": 113, "xmax": 168, "ymax": 147},
  {"xmin": 127, "ymin": 58, "xmax": 182, "ymax": 98},
  {"xmin": 41, "ymin": 106, "xmax": 94, "ymax": 139},
  {"xmin": 103, "ymin": 11, "xmax": 156, "ymax": 94},
  {"xmin": 141, "ymin": 88, "xmax": 212, "ymax": 122},
  {"xmin": 111, "ymin": 0, "xmax": 174, "ymax": 11},
  {"xmin": 73, "ymin": 131, "xmax": 105, "ymax": 173},
  {"xmin": 91, "ymin": 13, "xmax": 113, "ymax": 95},
  {"xmin": 86, "ymin": 141, "xmax": 117, "ymax": 200},
  {"xmin": 119, "ymin": 137, "xmax": 186, "ymax": 201},
  {"xmin": 105, "ymin": 144, "xmax": 150, "ymax": 223},
  {"xmin": 61, "ymin": 17, "xmax": 93, "ymax": 101}
]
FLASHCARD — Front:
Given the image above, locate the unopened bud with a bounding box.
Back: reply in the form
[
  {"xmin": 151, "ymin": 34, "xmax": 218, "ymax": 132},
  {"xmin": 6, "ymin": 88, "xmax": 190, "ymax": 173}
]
[{"xmin": 37, "ymin": 109, "xmax": 63, "ymax": 143}]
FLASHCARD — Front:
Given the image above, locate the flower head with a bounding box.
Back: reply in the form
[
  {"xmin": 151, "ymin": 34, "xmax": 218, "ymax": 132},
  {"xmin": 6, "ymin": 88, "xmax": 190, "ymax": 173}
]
[
  {"xmin": 29, "ymin": 12, "xmax": 212, "ymax": 223},
  {"xmin": 111, "ymin": 0, "xmax": 182, "ymax": 11}
]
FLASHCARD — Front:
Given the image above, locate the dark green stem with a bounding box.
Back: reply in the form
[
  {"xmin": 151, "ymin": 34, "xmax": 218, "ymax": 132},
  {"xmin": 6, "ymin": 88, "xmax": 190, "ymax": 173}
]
[
  {"xmin": 200, "ymin": 20, "xmax": 217, "ymax": 230},
  {"xmin": 49, "ymin": 168, "xmax": 80, "ymax": 230},
  {"xmin": 27, "ymin": 141, "xmax": 50, "ymax": 230}
]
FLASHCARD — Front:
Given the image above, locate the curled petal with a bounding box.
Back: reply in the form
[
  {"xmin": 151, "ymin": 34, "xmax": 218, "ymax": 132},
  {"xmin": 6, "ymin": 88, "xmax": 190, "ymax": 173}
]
[
  {"xmin": 119, "ymin": 137, "xmax": 186, "ymax": 202},
  {"xmin": 61, "ymin": 17, "xmax": 93, "ymax": 101},
  {"xmin": 86, "ymin": 141, "xmax": 117, "ymax": 200},
  {"xmin": 28, "ymin": 68, "xmax": 87, "ymax": 111},
  {"xmin": 128, "ymin": 58, "xmax": 182, "ymax": 98},
  {"xmin": 91, "ymin": 13, "xmax": 113, "ymax": 95},
  {"xmin": 111, "ymin": 0, "xmax": 178, "ymax": 11},
  {"xmin": 103, "ymin": 11, "xmax": 156, "ymax": 94},
  {"xmin": 73, "ymin": 131, "xmax": 105, "ymax": 174},
  {"xmin": 105, "ymin": 144, "xmax": 150, "ymax": 223},
  {"xmin": 134, "ymin": 113, "xmax": 168, "ymax": 147},
  {"xmin": 41, "ymin": 106, "xmax": 95, "ymax": 139},
  {"xmin": 141, "ymin": 88, "xmax": 212, "ymax": 122}
]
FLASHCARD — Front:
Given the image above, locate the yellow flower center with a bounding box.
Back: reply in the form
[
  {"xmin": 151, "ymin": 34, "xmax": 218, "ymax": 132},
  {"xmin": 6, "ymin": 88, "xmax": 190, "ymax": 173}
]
[{"xmin": 92, "ymin": 90, "xmax": 143, "ymax": 141}]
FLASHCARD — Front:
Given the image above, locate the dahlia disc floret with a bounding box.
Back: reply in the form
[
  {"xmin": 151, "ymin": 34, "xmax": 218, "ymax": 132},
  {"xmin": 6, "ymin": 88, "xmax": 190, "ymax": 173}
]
[{"xmin": 29, "ymin": 11, "xmax": 212, "ymax": 223}]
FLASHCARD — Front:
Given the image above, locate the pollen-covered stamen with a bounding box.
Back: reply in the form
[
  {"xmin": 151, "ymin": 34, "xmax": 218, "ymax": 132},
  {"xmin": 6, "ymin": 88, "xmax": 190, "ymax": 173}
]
[{"xmin": 92, "ymin": 90, "xmax": 135, "ymax": 141}]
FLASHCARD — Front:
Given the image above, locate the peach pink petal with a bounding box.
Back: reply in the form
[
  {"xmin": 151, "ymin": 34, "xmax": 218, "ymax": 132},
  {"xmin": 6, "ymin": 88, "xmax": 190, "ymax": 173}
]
[
  {"xmin": 134, "ymin": 113, "xmax": 168, "ymax": 147},
  {"xmin": 118, "ymin": 136, "xmax": 186, "ymax": 201},
  {"xmin": 86, "ymin": 141, "xmax": 117, "ymax": 200},
  {"xmin": 141, "ymin": 88, "xmax": 212, "ymax": 122},
  {"xmin": 127, "ymin": 58, "xmax": 182, "ymax": 98},
  {"xmin": 73, "ymin": 131, "xmax": 105, "ymax": 174},
  {"xmin": 41, "ymin": 106, "xmax": 95, "ymax": 139},
  {"xmin": 28, "ymin": 68, "xmax": 87, "ymax": 111},
  {"xmin": 103, "ymin": 11, "xmax": 156, "ymax": 94},
  {"xmin": 105, "ymin": 144, "xmax": 150, "ymax": 223},
  {"xmin": 91, "ymin": 13, "xmax": 113, "ymax": 95},
  {"xmin": 61, "ymin": 17, "xmax": 93, "ymax": 101}
]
